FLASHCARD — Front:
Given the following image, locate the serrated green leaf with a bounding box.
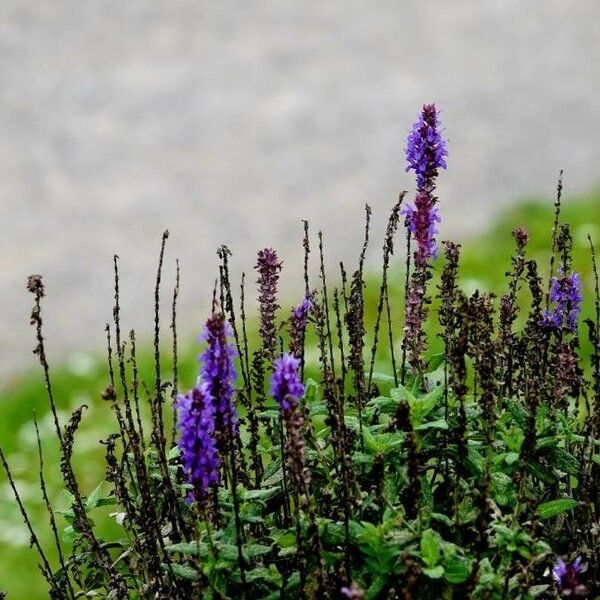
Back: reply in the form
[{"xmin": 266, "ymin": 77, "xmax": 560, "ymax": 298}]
[
  {"xmin": 420, "ymin": 529, "xmax": 441, "ymax": 568},
  {"xmin": 165, "ymin": 542, "xmax": 209, "ymax": 556},
  {"xmin": 443, "ymin": 554, "xmax": 472, "ymax": 584},
  {"xmin": 415, "ymin": 418, "xmax": 448, "ymax": 431},
  {"xmin": 161, "ymin": 563, "xmax": 199, "ymax": 581},
  {"xmin": 537, "ymin": 498, "xmax": 578, "ymax": 520},
  {"xmin": 85, "ymin": 482, "xmax": 103, "ymax": 511},
  {"xmin": 241, "ymin": 487, "xmax": 279, "ymax": 502},
  {"xmin": 243, "ymin": 543, "xmax": 273, "ymax": 558}
]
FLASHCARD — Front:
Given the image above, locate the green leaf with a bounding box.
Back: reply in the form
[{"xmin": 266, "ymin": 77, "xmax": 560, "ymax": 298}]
[
  {"xmin": 537, "ymin": 499, "xmax": 578, "ymax": 520},
  {"xmin": 504, "ymin": 451, "xmax": 520, "ymax": 465},
  {"xmin": 366, "ymin": 575, "xmax": 389, "ymax": 600},
  {"xmin": 84, "ymin": 483, "xmax": 103, "ymax": 511},
  {"xmin": 370, "ymin": 372, "xmax": 396, "ymax": 385},
  {"xmin": 165, "ymin": 542, "xmax": 209, "ymax": 556},
  {"xmin": 243, "ymin": 543, "xmax": 273, "ymax": 559},
  {"xmin": 415, "ymin": 419, "xmax": 448, "ymax": 431},
  {"xmin": 241, "ymin": 487, "xmax": 280, "ymax": 502},
  {"xmin": 443, "ymin": 554, "xmax": 472, "ymax": 584},
  {"xmin": 420, "ymin": 529, "xmax": 441, "ymax": 568},
  {"xmin": 258, "ymin": 410, "xmax": 281, "ymax": 421},
  {"xmin": 506, "ymin": 398, "xmax": 527, "ymax": 428},
  {"xmin": 423, "ymin": 565, "xmax": 444, "ymax": 579},
  {"xmin": 161, "ymin": 563, "xmax": 199, "ymax": 581}
]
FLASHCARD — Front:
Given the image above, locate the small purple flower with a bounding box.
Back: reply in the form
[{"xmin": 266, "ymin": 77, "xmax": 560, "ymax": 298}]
[
  {"xmin": 406, "ymin": 103, "xmax": 448, "ymax": 192},
  {"xmin": 176, "ymin": 382, "xmax": 220, "ymax": 503},
  {"xmin": 543, "ymin": 269, "xmax": 582, "ymax": 333},
  {"xmin": 293, "ymin": 296, "xmax": 313, "ymax": 323},
  {"xmin": 553, "ymin": 556, "xmax": 586, "ymax": 597},
  {"xmin": 270, "ymin": 353, "xmax": 305, "ymax": 412},
  {"xmin": 341, "ymin": 582, "xmax": 365, "ymax": 600},
  {"xmin": 198, "ymin": 313, "xmax": 239, "ymax": 435},
  {"xmin": 289, "ymin": 294, "xmax": 314, "ymax": 358}
]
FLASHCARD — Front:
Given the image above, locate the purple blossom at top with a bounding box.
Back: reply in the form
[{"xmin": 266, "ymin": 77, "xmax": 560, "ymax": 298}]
[
  {"xmin": 543, "ymin": 269, "xmax": 583, "ymax": 333},
  {"xmin": 401, "ymin": 195, "xmax": 442, "ymax": 262},
  {"xmin": 175, "ymin": 381, "xmax": 220, "ymax": 503},
  {"xmin": 553, "ymin": 556, "xmax": 586, "ymax": 597},
  {"xmin": 270, "ymin": 353, "xmax": 305, "ymax": 412},
  {"xmin": 293, "ymin": 296, "xmax": 313, "ymax": 323},
  {"xmin": 289, "ymin": 295, "xmax": 314, "ymax": 358},
  {"xmin": 198, "ymin": 313, "xmax": 239, "ymax": 435},
  {"xmin": 405, "ymin": 103, "xmax": 448, "ymax": 192}
]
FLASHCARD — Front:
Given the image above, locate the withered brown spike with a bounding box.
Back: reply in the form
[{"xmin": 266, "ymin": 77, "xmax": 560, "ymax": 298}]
[
  {"xmin": 170, "ymin": 258, "xmax": 180, "ymax": 442},
  {"xmin": 34, "ymin": 413, "xmax": 74, "ymax": 598},
  {"xmin": 546, "ymin": 170, "xmax": 564, "ymax": 310},
  {"xmin": 60, "ymin": 405, "xmax": 129, "ymax": 596},
  {"xmin": 27, "ymin": 273, "xmax": 62, "ymax": 444}
]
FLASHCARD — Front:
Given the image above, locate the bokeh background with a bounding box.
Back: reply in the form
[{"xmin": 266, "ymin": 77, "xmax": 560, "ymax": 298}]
[{"xmin": 1, "ymin": 1, "xmax": 600, "ymax": 597}]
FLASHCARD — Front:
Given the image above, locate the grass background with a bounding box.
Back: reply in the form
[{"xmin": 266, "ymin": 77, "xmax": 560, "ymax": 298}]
[{"xmin": 1, "ymin": 191, "xmax": 599, "ymax": 598}]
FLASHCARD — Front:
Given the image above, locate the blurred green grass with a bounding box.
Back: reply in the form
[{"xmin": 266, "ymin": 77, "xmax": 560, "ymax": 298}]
[{"xmin": 1, "ymin": 192, "xmax": 599, "ymax": 598}]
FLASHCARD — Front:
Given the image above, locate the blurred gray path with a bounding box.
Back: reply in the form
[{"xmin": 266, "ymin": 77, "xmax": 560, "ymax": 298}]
[{"xmin": 1, "ymin": 1, "xmax": 599, "ymax": 382}]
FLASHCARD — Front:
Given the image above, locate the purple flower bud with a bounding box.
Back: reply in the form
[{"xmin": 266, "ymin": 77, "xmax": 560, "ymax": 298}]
[
  {"xmin": 270, "ymin": 353, "xmax": 305, "ymax": 412},
  {"xmin": 198, "ymin": 313, "xmax": 239, "ymax": 436},
  {"xmin": 543, "ymin": 269, "xmax": 582, "ymax": 333},
  {"xmin": 405, "ymin": 103, "xmax": 448, "ymax": 192},
  {"xmin": 289, "ymin": 294, "xmax": 314, "ymax": 358},
  {"xmin": 341, "ymin": 582, "xmax": 365, "ymax": 600},
  {"xmin": 293, "ymin": 296, "xmax": 313, "ymax": 323},
  {"xmin": 553, "ymin": 556, "xmax": 586, "ymax": 597},
  {"xmin": 176, "ymin": 382, "xmax": 220, "ymax": 503}
]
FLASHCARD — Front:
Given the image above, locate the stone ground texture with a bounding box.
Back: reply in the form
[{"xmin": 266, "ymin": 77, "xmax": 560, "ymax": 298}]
[{"xmin": 1, "ymin": 1, "xmax": 599, "ymax": 381}]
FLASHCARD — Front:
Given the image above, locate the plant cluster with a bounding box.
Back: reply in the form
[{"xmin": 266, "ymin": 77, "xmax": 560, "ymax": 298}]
[{"xmin": 2, "ymin": 106, "xmax": 600, "ymax": 599}]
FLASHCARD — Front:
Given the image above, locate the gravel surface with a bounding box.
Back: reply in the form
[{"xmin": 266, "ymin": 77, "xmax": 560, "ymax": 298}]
[{"xmin": 1, "ymin": 1, "xmax": 599, "ymax": 382}]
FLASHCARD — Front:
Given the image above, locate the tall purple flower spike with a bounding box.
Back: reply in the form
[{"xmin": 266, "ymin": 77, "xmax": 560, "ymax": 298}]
[
  {"xmin": 270, "ymin": 353, "xmax": 305, "ymax": 412},
  {"xmin": 198, "ymin": 312, "xmax": 239, "ymax": 436},
  {"xmin": 543, "ymin": 269, "xmax": 582, "ymax": 333},
  {"xmin": 176, "ymin": 382, "xmax": 220, "ymax": 503},
  {"xmin": 404, "ymin": 104, "xmax": 447, "ymax": 265}
]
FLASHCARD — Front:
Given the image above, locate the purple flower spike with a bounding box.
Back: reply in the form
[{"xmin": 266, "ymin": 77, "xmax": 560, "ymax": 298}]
[
  {"xmin": 402, "ymin": 195, "xmax": 442, "ymax": 263},
  {"xmin": 543, "ymin": 269, "xmax": 582, "ymax": 333},
  {"xmin": 199, "ymin": 313, "xmax": 239, "ymax": 436},
  {"xmin": 553, "ymin": 556, "xmax": 586, "ymax": 597},
  {"xmin": 406, "ymin": 103, "xmax": 448, "ymax": 192},
  {"xmin": 176, "ymin": 382, "xmax": 220, "ymax": 503},
  {"xmin": 270, "ymin": 353, "xmax": 305, "ymax": 412}
]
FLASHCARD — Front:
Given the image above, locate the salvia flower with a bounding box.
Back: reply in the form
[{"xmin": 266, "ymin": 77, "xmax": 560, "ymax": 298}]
[
  {"xmin": 289, "ymin": 294, "xmax": 314, "ymax": 358},
  {"xmin": 270, "ymin": 353, "xmax": 305, "ymax": 412},
  {"xmin": 543, "ymin": 269, "xmax": 582, "ymax": 332},
  {"xmin": 293, "ymin": 296, "xmax": 313, "ymax": 323},
  {"xmin": 176, "ymin": 382, "xmax": 220, "ymax": 503},
  {"xmin": 552, "ymin": 557, "xmax": 586, "ymax": 597},
  {"xmin": 405, "ymin": 103, "xmax": 448, "ymax": 192},
  {"xmin": 198, "ymin": 313, "xmax": 239, "ymax": 436},
  {"xmin": 401, "ymin": 193, "xmax": 442, "ymax": 263}
]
